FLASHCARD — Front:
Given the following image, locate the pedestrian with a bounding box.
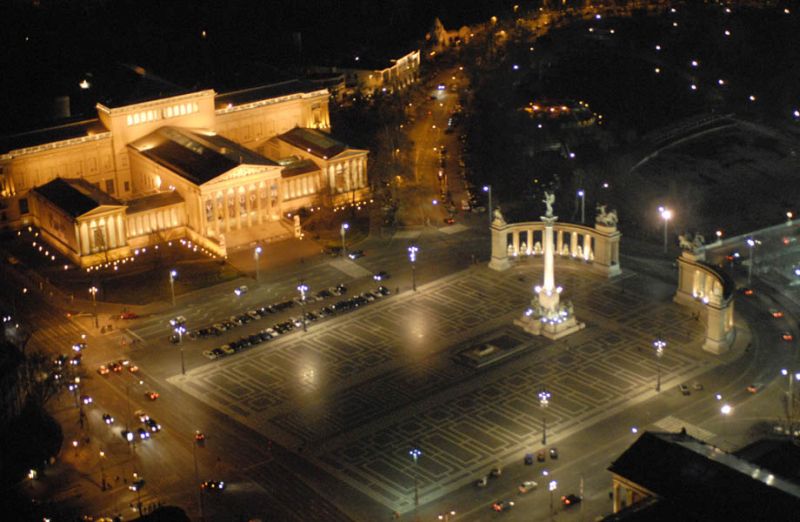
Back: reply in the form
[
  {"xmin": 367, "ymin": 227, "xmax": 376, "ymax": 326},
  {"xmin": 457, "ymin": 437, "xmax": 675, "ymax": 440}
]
[{"xmin": 395, "ymin": 286, "xmax": 400, "ymax": 295}]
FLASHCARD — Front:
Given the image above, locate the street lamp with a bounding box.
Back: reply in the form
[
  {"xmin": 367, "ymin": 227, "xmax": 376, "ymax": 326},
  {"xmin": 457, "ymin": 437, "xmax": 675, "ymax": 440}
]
[
  {"xmin": 659, "ymin": 206, "xmax": 672, "ymax": 253},
  {"xmin": 88, "ymin": 286, "xmax": 98, "ymax": 328},
  {"xmin": 193, "ymin": 433, "xmax": 206, "ymax": 521},
  {"xmin": 780, "ymin": 368, "xmax": 800, "ymax": 424},
  {"xmin": 653, "ymin": 338, "xmax": 666, "ymax": 392},
  {"xmin": 577, "ymin": 189, "xmax": 585, "ymax": 224},
  {"xmin": 254, "ymin": 246, "xmax": 262, "ymax": 282},
  {"xmin": 746, "ymin": 237, "xmax": 759, "ymax": 285},
  {"xmin": 409, "ymin": 447, "xmax": 422, "ymax": 512},
  {"xmin": 787, "ymin": 211, "xmax": 794, "ymax": 225},
  {"xmin": 297, "ymin": 282, "xmax": 309, "ymax": 332},
  {"xmin": 99, "ymin": 450, "xmax": 107, "ymax": 491},
  {"xmin": 483, "ymin": 185, "xmax": 492, "ymax": 227},
  {"xmin": 169, "ymin": 269, "xmax": 177, "ymax": 307},
  {"xmin": 340, "ymin": 223, "xmax": 349, "ymax": 257},
  {"xmin": 408, "ymin": 245, "xmax": 419, "ymax": 291},
  {"xmin": 720, "ymin": 403, "xmax": 733, "ymax": 443},
  {"xmin": 538, "ymin": 389, "xmax": 551, "ymax": 445},
  {"xmin": 174, "ymin": 322, "xmax": 187, "ymax": 375},
  {"xmin": 548, "ymin": 479, "xmax": 558, "ymax": 518}
]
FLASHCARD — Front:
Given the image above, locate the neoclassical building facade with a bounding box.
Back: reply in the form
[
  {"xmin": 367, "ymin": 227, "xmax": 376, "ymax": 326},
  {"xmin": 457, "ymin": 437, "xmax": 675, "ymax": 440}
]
[{"xmin": 0, "ymin": 78, "xmax": 369, "ymax": 267}]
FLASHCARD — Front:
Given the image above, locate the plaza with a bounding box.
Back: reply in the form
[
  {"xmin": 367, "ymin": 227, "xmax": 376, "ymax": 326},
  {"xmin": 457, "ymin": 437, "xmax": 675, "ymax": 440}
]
[{"xmin": 161, "ymin": 252, "xmax": 710, "ymax": 514}]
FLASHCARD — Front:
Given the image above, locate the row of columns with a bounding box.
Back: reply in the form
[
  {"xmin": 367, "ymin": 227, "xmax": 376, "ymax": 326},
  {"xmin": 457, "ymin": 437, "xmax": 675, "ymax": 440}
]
[
  {"xmin": 328, "ymin": 157, "xmax": 367, "ymax": 194},
  {"xmin": 76, "ymin": 213, "xmax": 125, "ymax": 255},
  {"xmin": 204, "ymin": 180, "xmax": 280, "ymax": 237},
  {"xmin": 127, "ymin": 207, "xmax": 180, "ymax": 238},
  {"xmin": 508, "ymin": 228, "xmax": 594, "ymax": 260},
  {"xmin": 283, "ymin": 173, "xmax": 320, "ymax": 200}
]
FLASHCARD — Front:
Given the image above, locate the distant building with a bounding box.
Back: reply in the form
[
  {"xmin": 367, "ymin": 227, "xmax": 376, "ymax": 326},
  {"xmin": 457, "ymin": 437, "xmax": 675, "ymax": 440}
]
[
  {"xmin": 306, "ymin": 48, "xmax": 420, "ymax": 98},
  {"xmin": 0, "ymin": 67, "xmax": 369, "ymax": 267},
  {"xmin": 605, "ymin": 430, "xmax": 800, "ymax": 521},
  {"xmin": 427, "ymin": 18, "xmax": 473, "ymax": 52}
]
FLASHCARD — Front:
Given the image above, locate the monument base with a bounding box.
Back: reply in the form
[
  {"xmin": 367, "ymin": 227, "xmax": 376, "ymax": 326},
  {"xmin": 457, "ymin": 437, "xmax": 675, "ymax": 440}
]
[
  {"xmin": 514, "ymin": 314, "xmax": 585, "ymax": 340},
  {"xmin": 489, "ymin": 256, "xmax": 512, "ymax": 271},
  {"xmin": 702, "ymin": 331, "xmax": 734, "ymax": 354}
]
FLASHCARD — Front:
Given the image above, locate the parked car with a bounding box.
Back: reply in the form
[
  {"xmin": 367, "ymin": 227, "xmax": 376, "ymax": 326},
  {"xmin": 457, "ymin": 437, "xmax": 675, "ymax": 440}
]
[
  {"xmin": 537, "ymin": 450, "xmax": 546, "ymax": 462},
  {"xmin": 119, "ymin": 311, "xmax": 139, "ymax": 320},
  {"xmin": 518, "ymin": 481, "xmax": 538, "ymax": 493},
  {"xmin": 476, "ymin": 476, "xmax": 488, "ymax": 487},
  {"xmin": 145, "ymin": 391, "xmax": 160, "ymax": 401},
  {"xmin": 549, "ymin": 447, "xmax": 559, "ymax": 459},
  {"xmin": 524, "ymin": 453, "xmax": 534, "ymax": 465},
  {"xmin": 490, "ymin": 467, "xmax": 502, "ymax": 477},
  {"xmin": 373, "ymin": 271, "xmax": 390, "ymax": 281},
  {"xmin": 679, "ymin": 384, "xmax": 691, "ymax": 396},
  {"xmin": 347, "ymin": 250, "xmax": 365, "ymax": 260},
  {"xmin": 561, "ymin": 494, "xmax": 582, "ymax": 507}
]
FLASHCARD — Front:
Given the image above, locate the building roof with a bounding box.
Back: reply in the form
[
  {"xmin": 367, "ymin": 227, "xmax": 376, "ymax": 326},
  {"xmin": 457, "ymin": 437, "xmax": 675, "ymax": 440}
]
[
  {"xmin": 317, "ymin": 46, "xmax": 418, "ymax": 72},
  {"xmin": 125, "ymin": 191, "xmax": 185, "ymax": 214},
  {"xmin": 215, "ymin": 79, "xmax": 323, "ymax": 110},
  {"xmin": 0, "ymin": 119, "xmax": 108, "ymax": 155},
  {"xmin": 277, "ymin": 127, "xmax": 346, "ymax": 159},
  {"xmin": 97, "ymin": 64, "xmax": 192, "ymax": 109},
  {"xmin": 608, "ymin": 431, "xmax": 800, "ymax": 521},
  {"xmin": 129, "ymin": 127, "xmax": 276, "ymax": 185},
  {"xmin": 279, "ymin": 157, "xmax": 320, "ymax": 178},
  {"xmin": 734, "ymin": 438, "xmax": 800, "ymax": 483},
  {"xmin": 33, "ymin": 177, "xmax": 122, "ymax": 218}
]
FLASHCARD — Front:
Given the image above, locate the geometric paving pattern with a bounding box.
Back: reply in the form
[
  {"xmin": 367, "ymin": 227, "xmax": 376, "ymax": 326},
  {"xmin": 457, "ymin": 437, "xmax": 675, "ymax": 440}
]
[{"xmin": 170, "ymin": 261, "xmax": 712, "ymax": 513}]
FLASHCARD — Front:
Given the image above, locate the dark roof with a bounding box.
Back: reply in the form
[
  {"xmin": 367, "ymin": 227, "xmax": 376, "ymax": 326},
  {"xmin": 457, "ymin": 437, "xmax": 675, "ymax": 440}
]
[
  {"xmin": 0, "ymin": 119, "xmax": 108, "ymax": 155},
  {"xmin": 125, "ymin": 191, "xmax": 185, "ymax": 214},
  {"xmin": 277, "ymin": 127, "xmax": 346, "ymax": 159},
  {"xmin": 129, "ymin": 127, "xmax": 276, "ymax": 185},
  {"xmin": 318, "ymin": 46, "xmax": 418, "ymax": 72},
  {"xmin": 97, "ymin": 64, "xmax": 191, "ymax": 109},
  {"xmin": 215, "ymin": 79, "xmax": 322, "ymax": 110},
  {"xmin": 734, "ymin": 438, "xmax": 800, "ymax": 483},
  {"xmin": 280, "ymin": 158, "xmax": 320, "ymax": 178},
  {"xmin": 609, "ymin": 431, "xmax": 800, "ymax": 521},
  {"xmin": 33, "ymin": 178, "xmax": 122, "ymax": 218}
]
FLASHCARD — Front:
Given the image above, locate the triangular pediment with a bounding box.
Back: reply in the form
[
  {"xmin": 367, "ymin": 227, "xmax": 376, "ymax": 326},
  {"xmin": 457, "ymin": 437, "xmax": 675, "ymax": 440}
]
[
  {"xmin": 200, "ymin": 164, "xmax": 282, "ymax": 187},
  {"xmin": 77, "ymin": 204, "xmax": 126, "ymax": 220}
]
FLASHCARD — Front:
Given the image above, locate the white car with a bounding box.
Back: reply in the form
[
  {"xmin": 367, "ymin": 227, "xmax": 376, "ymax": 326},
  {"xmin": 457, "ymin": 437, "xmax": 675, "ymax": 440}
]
[
  {"xmin": 518, "ymin": 481, "xmax": 538, "ymax": 493},
  {"xmin": 234, "ymin": 285, "xmax": 248, "ymax": 296}
]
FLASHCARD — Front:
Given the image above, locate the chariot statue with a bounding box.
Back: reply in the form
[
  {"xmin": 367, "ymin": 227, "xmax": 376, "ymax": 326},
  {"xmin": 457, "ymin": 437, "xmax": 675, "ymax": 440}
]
[
  {"xmin": 493, "ymin": 207, "xmax": 506, "ymax": 226},
  {"xmin": 596, "ymin": 205, "xmax": 618, "ymax": 227}
]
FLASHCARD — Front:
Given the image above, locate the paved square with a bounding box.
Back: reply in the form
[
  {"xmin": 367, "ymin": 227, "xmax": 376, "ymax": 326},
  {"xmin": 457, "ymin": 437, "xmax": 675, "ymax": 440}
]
[{"xmin": 169, "ymin": 260, "xmax": 711, "ymax": 512}]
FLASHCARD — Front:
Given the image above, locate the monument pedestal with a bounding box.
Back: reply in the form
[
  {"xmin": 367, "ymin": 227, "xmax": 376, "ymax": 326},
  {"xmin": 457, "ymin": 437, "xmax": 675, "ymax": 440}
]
[{"xmin": 514, "ymin": 307, "xmax": 585, "ymax": 340}]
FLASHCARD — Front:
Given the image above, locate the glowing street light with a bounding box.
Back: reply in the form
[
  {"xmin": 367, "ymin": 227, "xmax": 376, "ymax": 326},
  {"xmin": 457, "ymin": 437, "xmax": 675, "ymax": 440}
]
[
  {"xmin": 548, "ymin": 479, "xmax": 558, "ymax": 517},
  {"xmin": 538, "ymin": 389, "xmax": 551, "ymax": 445},
  {"xmin": 169, "ymin": 269, "xmax": 177, "ymax": 307},
  {"xmin": 409, "ymin": 447, "xmax": 422, "ymax": 511},
  {"xmin": 88, "ymin": 286, "xmax": 99, "ymax": 328},
  {"xmin": 787, "ymin": 211, "xmax": 794, "ymax": 225},
  {"xmin": 746, "ymin": 237, "xmax": 759, "ymax": 285},
  {"xmin": 173, "ymin": 321, "xmax": 187, "ymax": 375},
  {"xmin": 659, "ymin": 207, "xmax": 673, "ymax": 253},
  {"xmin": 408, "ymin": 245, "xmax": 419, "ymax": 291},
  {"xmin": 720, "ymin": 403, "xmax": 733, "ymax": 442},
  {"xmin": 254, "ymin": 246, "xmax": 263, "ymax": 282},
  {"xmin": 483, "ymin": 185, "xmax": 493, "ymax": 227},
  {"xmin": 577, "ymin": 189, "xmax": 585, "ymax": 224},
  {"xmin": 653, "ymin": 338, "xmax": 666, "ymax": 392},
  {"xmin": 340, "ymin": 223, "xmax": 349, "ymax": 257},
  {"xmin": 297, "ymin": 282, "xmax": 309, "ymax": 332}
]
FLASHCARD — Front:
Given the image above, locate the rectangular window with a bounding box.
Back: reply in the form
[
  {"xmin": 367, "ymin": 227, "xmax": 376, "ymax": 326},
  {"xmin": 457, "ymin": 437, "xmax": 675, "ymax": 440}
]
[
  {"xmin": 19, "ymin": 198, "xmax": 29, "ymax": 214},
  {"xmin": 124, "ymin": 181, "xmax": 130, "ymax": 192},
  {"xmin": 105, "ymin": 179, "xmax": 115, "ymax": 194}
]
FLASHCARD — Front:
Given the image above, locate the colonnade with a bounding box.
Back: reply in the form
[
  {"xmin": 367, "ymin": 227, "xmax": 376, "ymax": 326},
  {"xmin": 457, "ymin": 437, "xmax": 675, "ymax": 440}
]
[
  {"xmin": 127, "ymin": 207, "xmax": 181, "ymax": 238},
  {"xmin": 204, "ymin": 180, "xmax": 279, "ymax": 237},
  {"xmin": 328, "ymin": 157, "xmax": 367, "ymax": 194},
  {"xmin": 76, "ymin": 213, "xmax": 126, "ymax": 255}
]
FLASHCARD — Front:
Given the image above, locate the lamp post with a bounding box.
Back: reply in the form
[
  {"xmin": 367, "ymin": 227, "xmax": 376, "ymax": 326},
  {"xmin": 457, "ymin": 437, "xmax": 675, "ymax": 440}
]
[
  {"xmin": 193, "ymin": 433, "xmax": 205, "ymax": 521},
  {"xmin": 175, "ymin": 323, "xmax": 186, "ymax": 375},
  {"xmin": 99, "ymin": 450, "xmax": 107, "ymax": 491},
  {"xmin": 89, "ymin": 286, "xmax": 98, "ymax": 328},
  {"xmin": 780, "ymin": 368, "xmax": 800, "ymax": 425},
  {"xmin": 577, "ymin": 189, "xmax": 585, "ymax": 224},
  {"xmin": 659, "ymin": 206, "xmax": 672, "ymax": 253},
  {"xmin": 746, "ymin": 237, "xmax": 759, "ymax": 285},
  {"xmin": 409, "ymin": 447, "xmax": 422, "ymax": 513},
  {"xmin": 538, "ymin": 389, "xmax": 551, "ymax": 445},
  {"xmin": 548, "ymin": 479, "xmax": 558, "ymax": 519},
  {"xmin": 254, "ymin": 246, "xmax": 262, "ymax": 282},
  {"xmin": 340, "ymin": 223, "xmax": 349, "ymax": 257},
  {"xmin": 720, "ymin": 403, "xmax": 733, "ymax": 444},
  {"xmin": 297, "ymin": 283, "xmax": 308, "ymax": 332},
  {"xmin": 483, "ymin": 185, "xmax": 492, "ymax": 227},
  {"xmin": 788, "ymin": 211, "xmax": 794, "ymax": 226},
  {"xmin": 653, "ymin": 338, "xmax": 666, "ymax": 392},
  {"xmin": 169, "ymin": 270, "xmax": 177, "ymax": 307},
  {"xmin": 408, "ymin": 245, "xmax": 419, "ymax": 291}
]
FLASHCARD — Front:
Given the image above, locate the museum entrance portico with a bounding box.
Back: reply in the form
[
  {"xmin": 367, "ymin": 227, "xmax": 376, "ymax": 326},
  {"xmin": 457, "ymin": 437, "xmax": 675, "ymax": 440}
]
[{"xmin": 199, "ymin": 166, "xmax": 284, "ymax": 243}]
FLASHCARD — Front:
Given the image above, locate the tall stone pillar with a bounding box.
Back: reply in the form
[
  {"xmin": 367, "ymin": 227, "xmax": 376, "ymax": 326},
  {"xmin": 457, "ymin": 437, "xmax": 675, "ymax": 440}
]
[{"xmin": 488, "ymin": 222, "xmax": 511, "ymax": 271}]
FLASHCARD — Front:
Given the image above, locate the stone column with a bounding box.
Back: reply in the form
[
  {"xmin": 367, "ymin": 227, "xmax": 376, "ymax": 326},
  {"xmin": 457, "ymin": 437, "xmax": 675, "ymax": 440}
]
[
  {"xmin": 224, "ymin": 191, "xmax": 231, "ymax": 232},
  {"xmin": 256, "ymin": 185, "xmax": 263, "ymax": 225},
  {"xmin": 542, "ymin": 217, "xmax": 556, "ymax": 291},
  {"xmin": 584, "ymin": 233, "xmax": 592, "ymax": 260},
  {"xmin": 512, "ymin": 230, "xmax": 520, "ymax": 256},
  {"xmin": 556, "ymin": 229, "xmax": 563, "ymax": 255},
  {"xmin": 570, "ymin": 231, "xmax": 578, "ymax": 257},
  {"xmin": 488, "ymin": 223, "xmax": 511, "ymax": 270}
]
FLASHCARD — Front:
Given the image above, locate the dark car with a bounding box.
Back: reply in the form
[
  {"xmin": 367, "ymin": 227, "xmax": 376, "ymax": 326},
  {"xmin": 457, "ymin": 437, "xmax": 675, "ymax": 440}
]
[
  {"xmin": 347, "ymin": 250, "xmax": 365, "ymax": 260},
  {"xmin": 317, "ymin": 289, "xmax": 333, "ymax": 299},
  {"xmin": 201, "ymin": 480, "xmax": 225, "ymax": 491},
  {"xmin": 144, "ymin": 418, "xmax": 161, "ymax": 432},
  {"xmin": 491, "ymin": 500, "xmax": 515, "ymax": 512},
  {"xmin": 549, "ymin": 447, "xmax": 558, "ymax": 459},
  {"xmin": 561, "ymin": 494, "xmax": 582, "ymax": 507},
  {"xmin": 524, "ymin": 453, "xmax": 534, "ymax": 465},
  {"xmin": 373, "ymin": 271, "xmax": 390, "ymax": 281},
  {"xmin": 377, "ymin": 286, "xmax": 391, "ymax": 296}
]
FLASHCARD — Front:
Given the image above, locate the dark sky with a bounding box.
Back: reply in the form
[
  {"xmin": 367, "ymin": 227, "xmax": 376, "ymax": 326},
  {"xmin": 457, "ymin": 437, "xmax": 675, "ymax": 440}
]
[{"xmin": 0, "ymin": 0, "xmax": 520, "ymax": 132}]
